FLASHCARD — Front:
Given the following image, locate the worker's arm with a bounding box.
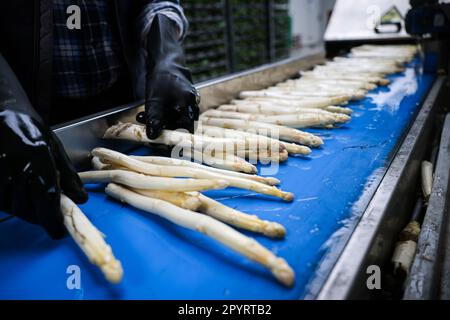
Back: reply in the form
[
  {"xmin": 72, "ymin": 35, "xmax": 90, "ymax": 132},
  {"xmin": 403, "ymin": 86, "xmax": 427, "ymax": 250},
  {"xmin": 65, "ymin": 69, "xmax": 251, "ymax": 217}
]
[
  {"xmin": 136, "ymin": 1, "xmax": 200, "ymax": 139},
  {"xmin": 0, "ymin": 54, "xmax": 88, "ymax": 239}
]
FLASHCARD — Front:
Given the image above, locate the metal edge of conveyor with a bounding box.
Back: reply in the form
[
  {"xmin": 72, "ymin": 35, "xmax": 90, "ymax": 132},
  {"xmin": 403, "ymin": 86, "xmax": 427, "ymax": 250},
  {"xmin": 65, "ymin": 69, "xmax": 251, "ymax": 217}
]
[
  {"xmin": 53, "ymin": 50, "xmax": 325, "ymax": 170},
  {"xmin": 403, "ymin": 114, "xmax": 450, "ymax": 300},
  {"xmin": 317, "ymin": 76, "xmax": 446, "ymax": 300}
]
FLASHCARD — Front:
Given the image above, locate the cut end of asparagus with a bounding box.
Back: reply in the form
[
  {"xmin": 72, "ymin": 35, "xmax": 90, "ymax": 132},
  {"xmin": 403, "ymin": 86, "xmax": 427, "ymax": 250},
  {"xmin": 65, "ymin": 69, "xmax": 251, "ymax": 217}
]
[{"xmin": 271, "ymin": 258, "xmax": 295, "ymax": 287}]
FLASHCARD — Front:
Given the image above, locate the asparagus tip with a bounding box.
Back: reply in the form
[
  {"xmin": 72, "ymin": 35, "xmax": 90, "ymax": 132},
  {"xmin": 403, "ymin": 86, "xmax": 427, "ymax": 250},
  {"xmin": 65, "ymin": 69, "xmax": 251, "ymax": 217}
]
[
  {"xmin": 271, "ymin": 258, "xmax": 295, "ymax": 287},
  {"xmin": 282, "ymin": 192, "xmax": 294, "ymax": 202},
  {"xmin": 337, "ymin": 114, "xmax": 352, "ymax": 124},
  {"xmin": 264, "ymin": 222, "xmax": 286, "ymax": 238},
  {"xmin": 314, "ymin": 138, "xmax": 325, "ymax": 147},
  {"xmin": 266, "ymin": 177, "xmax": 281, "ymax": 186},
  {"xmin": 101, "ymin": 260, "xmax": 124, "ymax": 284}
]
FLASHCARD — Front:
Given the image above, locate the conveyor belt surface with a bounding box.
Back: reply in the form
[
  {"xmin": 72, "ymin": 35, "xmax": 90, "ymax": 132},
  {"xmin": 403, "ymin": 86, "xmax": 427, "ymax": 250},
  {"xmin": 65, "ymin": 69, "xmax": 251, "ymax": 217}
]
[{"xmin": 0, "ymin": 59, "xmax": 435, "ymax": 299}]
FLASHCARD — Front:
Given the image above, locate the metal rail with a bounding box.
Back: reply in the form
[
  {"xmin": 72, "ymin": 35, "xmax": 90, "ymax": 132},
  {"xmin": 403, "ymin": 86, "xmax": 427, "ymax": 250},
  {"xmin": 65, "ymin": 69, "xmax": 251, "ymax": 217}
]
[
  {"xmin": 404, "ymin": 114, "xmax": 450, "ymax": 300},
  {"xmin": 317, "ymin": 76, "xmax": 445, "ymax": 300}
]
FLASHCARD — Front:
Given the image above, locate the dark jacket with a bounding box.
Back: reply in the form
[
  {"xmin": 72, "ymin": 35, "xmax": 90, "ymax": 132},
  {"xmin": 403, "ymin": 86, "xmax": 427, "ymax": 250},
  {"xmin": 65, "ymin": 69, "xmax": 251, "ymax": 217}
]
[{"xmin": 0, "ymin": 0, "xmax": 176, "ymax": 124}]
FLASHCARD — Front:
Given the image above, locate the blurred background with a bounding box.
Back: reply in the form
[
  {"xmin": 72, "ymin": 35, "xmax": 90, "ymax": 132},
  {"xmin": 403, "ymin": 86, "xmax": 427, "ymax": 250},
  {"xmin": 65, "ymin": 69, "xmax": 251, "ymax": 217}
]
[{"xmin": 183, "ymin": 0, "xmax": 336, "ymax": 83}]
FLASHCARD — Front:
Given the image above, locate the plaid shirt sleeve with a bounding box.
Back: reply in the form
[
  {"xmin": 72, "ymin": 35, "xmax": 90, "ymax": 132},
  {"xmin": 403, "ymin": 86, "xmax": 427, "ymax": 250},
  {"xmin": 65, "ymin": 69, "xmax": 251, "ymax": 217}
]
[
  {"xmin": 53, "ymin": 0, "xmax": 123, "ymax": 99},
  {"xmin": 53, "ymin": 0, "xmax": 188, "ymax": 99}
]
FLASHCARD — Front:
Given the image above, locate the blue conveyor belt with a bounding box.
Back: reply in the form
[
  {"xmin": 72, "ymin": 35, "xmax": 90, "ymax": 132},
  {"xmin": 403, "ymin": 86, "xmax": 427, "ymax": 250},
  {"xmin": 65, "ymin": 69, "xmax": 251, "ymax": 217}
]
[{"xmin": 0, "ymin": 60, "xmax": 435, "ymax": 299}]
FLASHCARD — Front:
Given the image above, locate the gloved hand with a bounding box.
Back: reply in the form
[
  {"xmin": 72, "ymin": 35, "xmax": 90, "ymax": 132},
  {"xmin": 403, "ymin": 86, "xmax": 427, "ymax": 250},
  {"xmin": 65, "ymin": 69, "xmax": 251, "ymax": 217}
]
[
  {"xmin": 0, "ymin": 54, "xmax": 88, "ymax": 239},
  {"xmin": 136, "ymin": 14, "xmax": 200, "ymax": 139}
]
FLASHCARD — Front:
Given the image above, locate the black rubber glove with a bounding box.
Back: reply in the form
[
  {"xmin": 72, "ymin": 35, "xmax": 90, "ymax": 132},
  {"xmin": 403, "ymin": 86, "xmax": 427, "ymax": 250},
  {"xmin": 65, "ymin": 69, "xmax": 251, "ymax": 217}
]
[
  {"xmin": 136, "ymin": 14, "xmax": 200, "ymax": 139},
  {"xmin": 0, "ymin": 54, "xmax": 88, "ymax": 239}
]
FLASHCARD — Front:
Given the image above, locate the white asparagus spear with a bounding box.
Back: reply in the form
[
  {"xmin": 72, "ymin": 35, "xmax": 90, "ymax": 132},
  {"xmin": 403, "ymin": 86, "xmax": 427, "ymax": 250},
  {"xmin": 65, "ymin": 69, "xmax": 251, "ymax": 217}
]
[
  {"xmin": 242, "ymin": 149, "xmax": 289, "ymax": 163},
  {"xmin": 266, "ymin": 87, "xmax": 367, "ymax": 101},
  {"xmin": 105, "ymin": 183, "xmax": 295, "ymax": 286},
  {"xmin": 200, "ymin": 124, "xmax": 287, "ymax": 149},
  {"xmin": 273, "ymin": 81, "xmax": 369, "ymax": 91},
  {"xmin": 184, "ymin": 149, "xmax": 257, "ymax": 174},
  {"xmin": 240, "ymin": 95, "xmax": 350, "ymax": 107},
  {"xmin": 392, "ymin": 240, "xmax": 417, "ymax": 277},
  {"xmin": 129, "ymin": 188, "xmax": 285, "ymax": 238},
  {"xmin": 324, "ymin": 106, "xmax": 353, "ymax": 115},
  {"xmin": 60, "ymin": 194, "xmax": 123, "ymax": 284},
  {"xmin": 352, "ymin": 44, "xmax": 417, "ymax": 55},
  {"xmin": 351, "ymin": 48, "xmax": 416, "ymax": 61},
  {"xmin": 102, "ymin": 122, "xmax": 236, "ymax": 150},
  {"xmin": 104, "ymin": 122, "xmax": 276, "ymax": 155},
  {"xmin": 215, "ymin": 105, "xmax": 344, "ymax": 116},
  {"xmin": 197, "ymin": 194, "xmax": 285, "ymax": 238},
  {"xmin": 128, "ymin": 155, "xmax": 280, "ymax": 186},
  {"xmin": 283, "ymin": 77, "xmax": 378, "ymax": 90},
  {"xmin": 333, "ymin": 57, "xmax": 403, "ymax": 68},
  {"xmin": 312, "ymin": 65, "xmax": 390, "ymax": 77},
  {"xmin": 252, "ymin": 113, "xmax": 350, "ymax": 127},
  {"xmin": 239, "ymin": 90, "xmax": 349, "ymax": 100},
  {"xmin": 300, "ymin": 71, "xmax": 390, "ymax": 86},
  {"xmin": 92, "ymin": 154, "xmax": 260, "ymax": 182},
  {"xmin": 350, "ymin": 52, "xmax": 414, "ymax": 62},
  {"xmin": 209, "ymin": 149, "xmax": 289, "ymax": 163},
  {"xmin": 199, "ymin": 125, "xmax": 315, "ymax": 153},
  {"xmin": 232, "ymin": 99, "xmax": 352, "ymax": 115},
  {"xmin": 421, "ymin": 161, "xmax": 433, "ymax": 202},
  {"xmin": 93, "ymin": 148, "xmax": 294, "ymax": 201},
  {"xmin": 219, "ymin": 103, "xmax": 352, "ymax": 116},
  {"xmin": 278, "ymin": 79, "xmax": 377, "ymax": 91},
  {"xmin": 202, "ymin": 109, "xmax": 349, "ymax": 127},
  {"xmin": 201, "ymin": 117, "xmax": 321, "ymax": 147},
  {"xmin": 326, "ymin": 58, "xmax": 405, "ymax": 69},
  {"xmin": 268, "ymin": 84, "xmax": 368, "ymax": 96},
  {"xmin": 324, "ymin": 62, "xmax": 404, "ymax": 74},
  {"xmin": 202, "ymin": 112, "xmax": 350, "ymax": 129},
  {"xmin": 79, "ymin": 170, "xmax": 229, "ymax": 192},
  {"xmin": 130, "ymin": 189, "xmax": 202, "ymax": 211},
  {"xmin": 104, "ymin": 122, "xmax": 277, "ymax": 155}
]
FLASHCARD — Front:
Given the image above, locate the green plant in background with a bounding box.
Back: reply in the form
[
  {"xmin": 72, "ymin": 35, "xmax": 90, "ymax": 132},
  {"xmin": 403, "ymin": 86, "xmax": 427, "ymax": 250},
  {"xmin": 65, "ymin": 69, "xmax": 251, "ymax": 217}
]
[
  {"xmin": 272, "ymin": 0, "xmax": 291, "ymax": 59},
  {"xmin": 183, "ymin": 0, "xmax": 229, "ymax": 83},
  {"xmin": 183, "ymin": 0, "xmax": 292, "ymax": 82}
]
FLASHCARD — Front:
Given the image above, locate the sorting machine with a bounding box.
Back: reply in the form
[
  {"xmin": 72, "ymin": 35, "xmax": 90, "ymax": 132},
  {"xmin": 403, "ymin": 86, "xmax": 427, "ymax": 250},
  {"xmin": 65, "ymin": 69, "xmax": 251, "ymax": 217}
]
[{"xmin": 1, "ymin": 1, "xmax": 449, "ymax": 300}]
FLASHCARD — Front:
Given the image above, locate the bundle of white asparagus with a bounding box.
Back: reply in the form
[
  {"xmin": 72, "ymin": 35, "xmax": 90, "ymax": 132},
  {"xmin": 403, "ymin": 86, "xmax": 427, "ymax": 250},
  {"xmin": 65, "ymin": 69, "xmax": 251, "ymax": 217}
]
[
  {"xmin": 86, "ymin": 147, "xmax": 293, "ymax": 201},
  {"xmin": 79, "ymin": 148, "xmax": 295, "ymax": 286},
  {"xmin": 104, "ymin": 122, "xmax": 288, "ymax": 172},
  {"xmin": 211, "ymin": 44, "xmax": 418, "ymax": 144}
]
